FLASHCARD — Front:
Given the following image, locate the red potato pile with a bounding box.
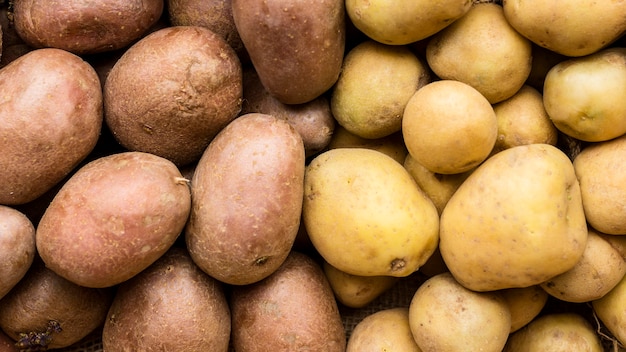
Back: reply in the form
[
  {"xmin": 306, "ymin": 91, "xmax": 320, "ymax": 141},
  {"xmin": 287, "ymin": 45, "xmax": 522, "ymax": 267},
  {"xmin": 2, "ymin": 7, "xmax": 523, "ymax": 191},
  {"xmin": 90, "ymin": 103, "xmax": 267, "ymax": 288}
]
[{"xmin": 1, "ymin": 0, "xmax": 626, "ymax": 351}]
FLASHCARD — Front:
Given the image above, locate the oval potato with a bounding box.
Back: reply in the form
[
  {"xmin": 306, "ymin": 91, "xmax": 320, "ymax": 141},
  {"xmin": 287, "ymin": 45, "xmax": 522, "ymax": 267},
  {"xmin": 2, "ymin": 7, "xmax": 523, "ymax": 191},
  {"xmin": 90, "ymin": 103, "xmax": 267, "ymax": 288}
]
[{"xmin": 0, "ymin": 206, "xmax": 36, "ymax": 300}]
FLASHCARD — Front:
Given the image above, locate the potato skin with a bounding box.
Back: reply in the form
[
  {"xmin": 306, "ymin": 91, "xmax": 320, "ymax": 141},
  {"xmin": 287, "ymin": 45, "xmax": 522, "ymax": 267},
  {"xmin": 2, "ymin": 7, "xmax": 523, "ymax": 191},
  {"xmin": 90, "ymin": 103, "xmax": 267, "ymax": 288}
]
[
  {"xmin": 185, "ymin": 113, "xmax": 305, "ymax": 285},
  {"xmin": 0, "ymin": 260, "xmax": 113, "ymax": 350},
  {"xmin": 102, "ymin": 247, "xmax": 231, "ymax": 352},
  {"xmin": 104, "ymin": 26, "xmax": 243, "ymax": 167},
  {"xmin": 36, "ymin": 152, "xmax": 191, "ymax": 288},
  {"xmin": 13, "ymin": 0, "xmax": 164, "ymax": 55},
  {"xmin": 0, "ymin": 48, "xmax": 102, "ymax": 205},
  {"xmin": 0, "ymin": 206, "xmax": 36, "ymax": 300},
  {"xmin": 230, "ymin": 251, "xmax": 346, "ymax": 352},
  {"xmin": 232, "ymin": 0, "xmax": 345, "ymax": 104}
]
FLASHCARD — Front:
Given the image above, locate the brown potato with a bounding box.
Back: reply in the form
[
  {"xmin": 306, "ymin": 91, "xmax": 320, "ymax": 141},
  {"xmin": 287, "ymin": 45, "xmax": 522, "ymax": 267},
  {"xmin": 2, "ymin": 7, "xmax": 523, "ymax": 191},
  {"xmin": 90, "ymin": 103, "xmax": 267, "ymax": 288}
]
[
  {"xmin": 0, "ymin": 48, "xmax": 102, "ymax": 205},
  {"xmin": 36, "ymin": 152, "xmax": 191, "ymax": 288},
  {"xmin": 230, "ymin": 251, "xmax": 346, "ymax": 351},
  {"xmin": 232, "ymin": 0, "xmax": 345, "ymax": 104},
  {"xmin": 104, "ymin": 26, "xmax": 242, "ymax": 167},
  {"xmin": 102, "ymin": 246, "xmax": 230, "ymax": 352},
  {"xmin": 13, "ymin": 0, "xmax": 164, "ymax": 55},
  {"xmin": 0, "ymin": 206, "xmax": 35, "ymax": 300},
  {"xmin": 0, "ymin": 330, "xmax": 17, "ymax": 352},
  {"xmin": 0, "ymin": 260, "xmax": 113, "ymax": 350},
  {"xmin": 241, "ymin": 67, "xmax": 335, "ymax": 157},
  {"xmin": 185, "ymin": 113, "xmax": 305, "ymax": 285}
]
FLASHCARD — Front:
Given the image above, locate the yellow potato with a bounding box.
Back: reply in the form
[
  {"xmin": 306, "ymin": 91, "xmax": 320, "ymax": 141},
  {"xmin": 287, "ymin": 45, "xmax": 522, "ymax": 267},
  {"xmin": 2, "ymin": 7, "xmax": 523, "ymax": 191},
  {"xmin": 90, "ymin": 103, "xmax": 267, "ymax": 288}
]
[
  {"xmin": 593, "ymin": 272, "xmax": 626, "ymax": 346},
  {"xmin": 345, "ymin": 0, "xmax": 472, "ymax": 45},
  {"xmin": 440, "ymin": 144, "xmax": 588, "ymax": 291},
  {"xmin": 323, "ymin": 261, "xmax": 399, "ymax": 308},
  {"xmin": 303, "ymin": 148, "xmax": 439, "ymax": 277},
  {"xmin": 402, "ymin": 79, "xmax": 497, "ymax": 175},
  {"xmin": 347, "ymin": 307, "xmax": 422, "ymax": 352},
  {"xmin": 328, "ymin": 125, "xmax": 408, "ymax": 164},
  {"xmin": 543, "ymin": 47, "xmax": 626, "ymax": 142},
  {"xmin": 499, "ymin": 285, "xmax": 549, "ymax": 333},
  {"xmin": 408, "ymin": 272, "xmax": 511, "ymax": 352}
]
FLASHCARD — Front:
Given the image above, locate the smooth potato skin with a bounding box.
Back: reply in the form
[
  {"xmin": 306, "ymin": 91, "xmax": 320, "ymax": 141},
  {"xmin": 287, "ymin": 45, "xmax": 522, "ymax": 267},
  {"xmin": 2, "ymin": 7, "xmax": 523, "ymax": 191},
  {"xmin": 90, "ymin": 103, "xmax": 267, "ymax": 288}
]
[
  {"xmin": 36, "ymin": 152, "xmax": 191, "ymax": 288},
  {"xmin": 0, "ymin": 260, "xmax": 113, "ymax": 349},
  {"xmin": 0, "ymin": 48, "xmax": 102, "ymax": 205},
  {"xmin": 102, "ymin": 247, "xmax": 231, "ymax": 352},
  {"xmin": 104, "ymin": 26, "xmax": 243, "ymax": 167},
  {"xmin": 0, "ymin": 206, "xmax": 36, "ymax": 300},
  {"xmin": 185, "ymin": 113, "xmax": 305, "ymax": 285},
  {"xmin": 230, "ymin": 251, "xmax": 346, "ymax": 352},
  {"xmin": 13, "ymin": 0, "xmax": 164, "ymax": 54},
  {"xmin": 232, "ymin": 0, "xmax": 345, "ymax": 104}
]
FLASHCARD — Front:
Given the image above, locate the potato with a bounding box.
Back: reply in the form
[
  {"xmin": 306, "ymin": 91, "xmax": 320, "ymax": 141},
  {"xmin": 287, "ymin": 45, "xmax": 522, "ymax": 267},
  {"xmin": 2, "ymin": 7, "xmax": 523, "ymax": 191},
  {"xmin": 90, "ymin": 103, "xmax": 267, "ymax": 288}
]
[
  {"xmin": 440, "ymin": 144, "xmax": 588, "ymax": 291},
  {"xmin": 408, "ymin": 272, "xmax": 511, "ymax": 352},
  {"xmin": 573, "ymin": 134, "xmax": 626, "ymax": 234},
  {"xmin": 232, "ymin": 0, "xmax": 345, "ymax": 104},
  {"xmin": 592, "ymin": 272, "xmax": 626, "ymax": 346},
  {"xmin": 303, "ymin": 148, "xmax": 439, "ymax": 277},
  {"xmin": 328, "ymin": 125, "xmax": 408, "ymax": 164},
  {"xmin": 0, "ymin": 260, "xmax": 113, "ymax": 350},
  {"xmin": 540, "ymin": 228, "xmax": 626, "ymax": 303},
  {"xmin": 104, "ymin": 26, "xmax": 243, "ymax": 167},
  {"xmin": 323, "ymin": 260, "xmax": 399, "ymax": 309},
  {"xmin": 167, "ymin": 0, "xmax": 247, "ymax": 61},
  {"xmin": 230, "ymin": 251, "xmax": 346, "ymax": 351},
  {"xmin": 402, "ymin": 80, "xmax": 497, "ymax": 175},
  {"xmin": 503, "ymin": 313, "xmax": 603, "ymax": 352},
  {"xmin": 185, "ymin": 113, "xmax": 305, "ymax": 285},
  {"xmin": 492, "ymin": 85, "xmax": 558, "ymax": 154},
  {"xmin": 503, "ymin": 0, "xmax": 626, "ymax": 57},
  {"xmin": 241, "ymin": 67, "xmax": 335, "ymax": 157},
  {"xmin": 0, "ymin": 48, "xmax": 102, "ymax": 205},
  {"xmin": 0, "ymin": 206, "xmax": 35, "ymax": 300},
  {"xmin": 0, "ymin": 330, "xmax": 17, "ymax": 352},
  {"xmin": 331, "ymin": 40, "xmax": 430, "ymax": 139},
  {"xmin": 426, "ymin": 2, "xmax": 532, "ymax": 104},
  {"xmin": 525, "ymin": 44, "xmax": 567, "ymax": 92},
  {"xmin": 102, "ymin": 246, "xmax": 230, "ymax": 352},
  {"xmin": 13, "ymin": 0, "xmax": 164, "ymax": 55},
  {"xmin": 499, "ymin": 285, "xmax": 549, "ymax": 333},
  {"xmin": 36, "ymin": 152, "xmax": 191, "ymax": 288},
  {"xmin": 347, "ymin": 307, "xmax": 421, "ymax": 352},
  {"xmin": 346, "ymin": 0, "xmax": 472, "ymax": 45}
]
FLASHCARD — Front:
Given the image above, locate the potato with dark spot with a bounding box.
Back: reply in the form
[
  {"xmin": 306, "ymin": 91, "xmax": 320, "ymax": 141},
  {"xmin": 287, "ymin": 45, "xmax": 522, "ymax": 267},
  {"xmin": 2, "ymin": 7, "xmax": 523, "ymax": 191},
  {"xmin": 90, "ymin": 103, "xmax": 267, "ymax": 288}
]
[
  {"xmin": 13, "ymin": 0, "xmax": 164, "ymax": 55},
  {"xmin": 36, "ymin": 151, "xmax": 191, "ymax": 288},
  {"xmin": 0, "ymin": 260, "xmax": 113, "ymax": 350},
  {"xmin": 185, "ymin": 113, "xmax": 305, "ymax": 285},
  {"xmin": 104, "ymin": 26, "xmax": 242, "ymax": 167},
  {"xmin": 0, "ymin": 205, "xmax": 36, "ymax": 300},
  {"xmin": 232, "ymin": 0, "xmax": 345, "ymax": 104},
  {"xmin": 102, "ymin": 246, "xmax": 230, "ymax": 352},
  {"xmin": 0, "ymin": 48, "xmax": 102, "ymax": 205},
  {"xmin": 230, "ymin": 251, "xmax": 346, "ymax": 352}
]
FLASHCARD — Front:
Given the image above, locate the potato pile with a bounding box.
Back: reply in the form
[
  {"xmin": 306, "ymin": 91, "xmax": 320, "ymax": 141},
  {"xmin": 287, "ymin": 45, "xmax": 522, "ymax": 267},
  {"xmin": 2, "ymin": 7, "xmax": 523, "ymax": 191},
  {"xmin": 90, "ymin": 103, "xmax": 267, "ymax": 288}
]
[{"xmin": 1, "ymin": 0, "xmax": 626, "ymax": 351}]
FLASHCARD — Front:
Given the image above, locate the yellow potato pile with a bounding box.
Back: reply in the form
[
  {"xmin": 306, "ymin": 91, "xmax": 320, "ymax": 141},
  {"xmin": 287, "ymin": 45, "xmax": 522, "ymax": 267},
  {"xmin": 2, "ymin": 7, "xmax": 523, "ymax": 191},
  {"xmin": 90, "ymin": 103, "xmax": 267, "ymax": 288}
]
[{"xmin": 0, "ymin": 0, "xmax": 626, "ymax": 351}]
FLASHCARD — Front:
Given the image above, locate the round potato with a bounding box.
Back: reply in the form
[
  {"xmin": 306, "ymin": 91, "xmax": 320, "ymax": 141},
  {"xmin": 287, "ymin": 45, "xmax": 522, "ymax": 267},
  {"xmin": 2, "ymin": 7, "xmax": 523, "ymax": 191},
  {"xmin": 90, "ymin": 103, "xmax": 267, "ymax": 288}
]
[
  {"xmin": 36, "ymin": 152, "xmax": 191, "ymax": 288},
  {"xmin": 103, "ymin": 246, "xmax": 230, "ymax": 352},
  {"xmin": 13, "ymin": 0, "xmax": 164, "ymax": 55},
  {"xmin": 185, "ymin": 113, "xmax": 305, "ymax": 285},
  {"xmin": 303, "ymin": 148, "xmax": 439, "ymax": 277},
  {"xmin": 0, "ymin": 260, "xmax": 113, "ymax": 350},
  {"xmin": 499, "ymin": 285, "xmax": 549, "ymax": 333},
  {"xmin": 0, "ymin": 48, "xmax": 102, "ymax": 205},
  {"xmin": 0, "ymin": 206, "xmax": 36, "ymax": 300},
  {"xmin": 347, "ymin": 307, "xmax": 421, "ymax": 352},
  {"xmin": 104, "ymin": 26, "xmax": 242, "ymax": 167}
]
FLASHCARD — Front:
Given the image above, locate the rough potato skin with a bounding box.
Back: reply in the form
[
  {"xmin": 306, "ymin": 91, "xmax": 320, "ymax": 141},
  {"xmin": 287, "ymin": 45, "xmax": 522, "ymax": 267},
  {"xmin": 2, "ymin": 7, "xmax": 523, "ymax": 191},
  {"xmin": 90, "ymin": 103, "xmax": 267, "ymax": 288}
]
[
  {"xmin": 102, "ymin": 247, "xmax": 231, "ymax": 352},
  {"xmin": 104, "ymin": 26, "xmax": 243, "ymax": 167},
  {"xmin": 0, "ymin": 260, "xmax": 113, "ymax": 349},
  {"xmin": 230, "ymin": 251, "xmax": 346, "ymax": 352},
  {"xmin": 0, "ymin": 330, "xmax": 18, "ymax": 352},
  {"xmin": 185, "ymin": 113, "xmax": 305, "ymax": 285},
  {"xmin": 0, "ymin": 206, "xmax": 35, "ymax": 300},
  {"xmin": 13, "ymin": 0, "xmax": 164, "ymax": 55},
  {"xmin": 232, "ymin": 0, "xmax": 345, "ymax": 104},
  {"xmin": 0, "ymin": 48, "xmax": 102, "ymax": 205},
  {"xmin": 36, "ymin": 152, "xmax": 191, "ymax": 288}
]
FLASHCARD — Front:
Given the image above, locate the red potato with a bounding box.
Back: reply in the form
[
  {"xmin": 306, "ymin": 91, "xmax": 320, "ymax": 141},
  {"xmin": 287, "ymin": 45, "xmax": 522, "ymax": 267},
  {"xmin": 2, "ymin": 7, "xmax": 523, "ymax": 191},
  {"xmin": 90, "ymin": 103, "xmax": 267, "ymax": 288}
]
[
  {"xmin": 35, "ymin": 152, "xmax": 191, "ymax": 288},
  {"xmin": 0, "ymin": 205, "xmax": 36, "ymax": 300},
  {"xmin": 0, "ymin": 48, "xmax": 102, "ymax": 205}
]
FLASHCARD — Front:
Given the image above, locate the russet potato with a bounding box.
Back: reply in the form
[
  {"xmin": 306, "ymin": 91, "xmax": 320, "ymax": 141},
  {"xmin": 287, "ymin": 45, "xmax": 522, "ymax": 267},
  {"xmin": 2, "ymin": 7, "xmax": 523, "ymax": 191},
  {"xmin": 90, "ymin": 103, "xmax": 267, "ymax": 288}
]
[{"xmin": 0, "ymin": 206, "xmax": 35, "ymax": 300}]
